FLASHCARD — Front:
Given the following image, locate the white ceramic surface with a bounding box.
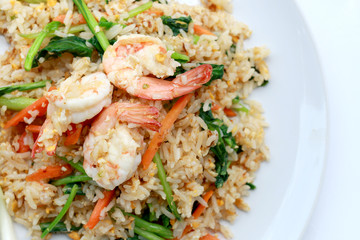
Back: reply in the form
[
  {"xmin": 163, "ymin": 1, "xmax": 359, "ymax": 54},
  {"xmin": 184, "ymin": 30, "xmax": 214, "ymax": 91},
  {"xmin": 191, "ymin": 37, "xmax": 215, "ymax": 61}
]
[{"xmin": 0, "ymin": 0, "xmax": 327, "ymax": 239}]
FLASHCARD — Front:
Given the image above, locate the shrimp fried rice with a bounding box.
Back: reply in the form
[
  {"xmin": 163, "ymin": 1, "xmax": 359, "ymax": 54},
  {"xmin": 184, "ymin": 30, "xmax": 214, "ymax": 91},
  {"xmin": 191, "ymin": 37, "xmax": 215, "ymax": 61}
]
[{"xmin": 0, "ymin": 0, "xmax": 270, "ymax": 239}]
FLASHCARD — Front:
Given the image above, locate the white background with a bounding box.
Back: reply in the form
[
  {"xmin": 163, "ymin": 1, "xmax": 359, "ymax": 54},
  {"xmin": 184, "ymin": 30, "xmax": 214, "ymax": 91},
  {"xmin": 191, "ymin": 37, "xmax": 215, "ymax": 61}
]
[{"xmin": 295, "ymin": 0, "xmax": 360, "ymax": 239}]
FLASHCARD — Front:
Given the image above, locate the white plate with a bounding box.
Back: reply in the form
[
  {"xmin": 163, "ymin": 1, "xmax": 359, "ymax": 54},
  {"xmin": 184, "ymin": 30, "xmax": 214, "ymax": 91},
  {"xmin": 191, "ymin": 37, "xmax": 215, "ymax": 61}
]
[{"xmin": 1, "ymin": 0, "xmax": 327, "ymax": 239}]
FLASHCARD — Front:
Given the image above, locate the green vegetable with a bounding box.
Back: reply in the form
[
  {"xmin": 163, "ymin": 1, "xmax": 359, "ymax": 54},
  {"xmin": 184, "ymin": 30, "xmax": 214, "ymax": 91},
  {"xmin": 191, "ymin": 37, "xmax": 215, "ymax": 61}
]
[
  {"xmin": 203, "ymin": 64, "xmax": 224, "ymax": 86},
  {"xmin": 21, "ymin": 0, "xmax": 46, "ymax": 3},
  {"xmin": 32, "ymin": 36, "xmax": 93, "ymax": 68},
  {"xmin": 134, "ymin": 226, "xmax": 165, "ymax": 240},
  {"xmin": 51, "ymin": 174, "xmax": 92, "ymax": 186},
  {"xmin": 161, "ymin": 15, "xmax": 192, "ymax": 36},
  {"xmin": 125, "ymin": 1, "xmax": 153, "ymax": 20},
  {"xmin": 143, "ymin": 203, "xmax": 157, "ymax": 222},
  {"xmin": 246, "ymin": 182, "xmax": 256, "ymax": 190},
  {"xmin": 171, "ymin": 52, "xmax": 189, "ymax": 63},
  {"xmin": 123, "ymin": 211, "xmax": 173, "ymax": 239},
  {"xmin": 40, "ymin": 222, "xmax": 82, "ymax": 233},
  {"xmin": 199, "ymin": 104, "xmax": 239, "ymax": 188},
  {"xmin": 160, "ymin": 214, "xmax": 171, "ymax": 229},
  {"xmin": 56, "ymin": 155, "xmax": 86, "ymax": 175},
  {"xmin": 0, "ymin": 187, "xmax": 17, "ymax": 240},
  {"xmin": 63, "ymin": 183, "xmax": 85, "ymax": 195},
  {"xmin": 153, "ymin": 152, "xmax": 181, "ymax": 220},
  {"xmin": 0, "ymin": 97, "xmax": 36, "ymax": 111},
  {"xmin": 260, "ymin": 80, "xmax": 269, "ymax": 87},
  {"xmin": 193, "ymin": 34, "xmax": 200, "ymax": 44},
  {"xmin": 24, "ymin": 21, "xmax": 62, "ymax": 71},
  {"xmin": 127, "ymin": 235, "xmax": 141, "ymax": 240},
  {"xmin": 19, "ymin": 24, "xmax": 87, "ymax": 39},
  {"xmin": 232, "ymin": 96, "xmax": 249, "ymax": 113},
  {"xmin": 41, "ymin": 184, "xmax": 78, "ymax": 238},
  {"xmin": 73, "ymin": 0, "xmax": 110, "ymax": 51},
  {"xmin": 88, "ymin": 37, "xmax": 117, "ymax": 57},
  {"xmin": 0, "ymin": 80, "xmax": 48, "ymax": 96},
  {"xmin": 99, "ymin": 17, "xmax": 117, "ymax": 30}
]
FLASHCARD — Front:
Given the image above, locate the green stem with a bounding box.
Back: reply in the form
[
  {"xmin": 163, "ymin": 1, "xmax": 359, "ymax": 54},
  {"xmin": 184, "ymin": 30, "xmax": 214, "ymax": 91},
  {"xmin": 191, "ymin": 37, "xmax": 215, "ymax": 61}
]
[
  {"xmin": 72, "ymin": 0, "xmax": 109, "ymax": 51},
  {"xmin": 171, "ymin": 52, "xmax": 189, "ymax": 63},
  {"xmin": 40, "ymin": 222, "xmax": 82, "ymax": 233},
  {"xmin": 134, "ymin": 226, "xmax": 165, "ymax": 240},
  {"xmin": 126, "ymin": 1, "xmax": 153, "ymax": 20},
  {"xmin": 41, "ymin": 184, "xmax": 78, "ymax": 238},
  {"xmin": 0, "ymin": 80, "xmax": 49, "ymax": 96},
  {"xmin": 20, "ymin": 24, "xmax": 87, "ymax": 39},
  {"xmin": 24, "ymin": 21, "xmax": 62, "ymax": 71},
  {"xmin": 153, "ymin": 152, "xmax": 181, "ymax": 220},
  {"xmin": 56, "ymin": 155, "xmax": 86, "ymax": 175},
  {"xmin": 0, "ymin": 97, "xmax": 36, "ymax": 111},
  {"xmin": 51, "ymin": 174, "xmax": 92, "ymax": 186},
  {"xmin": 63, "ymin": 183, "xmax": 85, "ymax": 195},
  {"xmin": 123, "ymin": 211, "xmax": 173, "ymax": 239}
]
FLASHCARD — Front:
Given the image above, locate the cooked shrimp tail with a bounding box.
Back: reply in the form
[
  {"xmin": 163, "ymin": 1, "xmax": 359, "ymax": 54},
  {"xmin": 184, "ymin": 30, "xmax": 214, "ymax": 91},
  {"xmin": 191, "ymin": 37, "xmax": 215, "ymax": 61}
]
[{"xmin": 31, "ymin": 119, "xmax": 59, "ymax": 158}]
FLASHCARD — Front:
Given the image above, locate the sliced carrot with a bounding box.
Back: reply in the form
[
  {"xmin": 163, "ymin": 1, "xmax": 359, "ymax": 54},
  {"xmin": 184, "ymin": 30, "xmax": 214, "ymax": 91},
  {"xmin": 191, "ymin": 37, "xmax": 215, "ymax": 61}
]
[
  {"xmin": 144, "ymin": 9, "xmax": 164, "ymax": 16},
  {"xmin": 200, "ymin": 234, "xmax": 220, "ymax": 240},
  {"xmin": 25, "ymin": 164, "xmax": 72, "ymax": 182},
  {"xmin": 53, "ymin": 14, "xmax": 86, "ymax": 25},
  {"xmin": 17, "ymin": 132, "xmax": 30, "ymax": 153},
  {"xmin": 64, "ymin": 123, "xmax": 83, "ymax": 146},
  {"xmin": 141, "ymin": 93, "xmax": 193, "ymax": 170},
  {"xmin": 85, "ymin": 189, "xmax": 116, "ymax": 230},
  {"xmin": 192, "ymin": 190, "xmax": 214, "ymax": 219},
  {"xmin": 193, "ymin": 24, "xmax": 216, "ymax": 36},
  {"xmin": 211, "ymin": 103, "xmax": 221, "ymax": 111},
  {"xmin": 25, "ymin": 124, "xmax": 42, "ymax": 133},
  {"xmin": 223, "ymin": 108, "xmax": 237, "ymax": 117}
]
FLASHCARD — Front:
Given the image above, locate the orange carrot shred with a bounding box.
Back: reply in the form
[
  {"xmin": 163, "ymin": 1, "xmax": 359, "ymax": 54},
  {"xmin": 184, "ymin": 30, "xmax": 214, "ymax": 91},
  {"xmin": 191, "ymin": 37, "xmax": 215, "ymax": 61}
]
[
  {"xmin": 25, "ymin": 124, "xmax": 42, "ymax": 133},
  {"xmin": 144, "ymin": 9, "xmax": 164, "ymax": 16},
  {"xmin": 211, "ymin": 103, "xmax": 221, "ymax": 111},
  {"xmin": 192, "ymin": 190, "xmax": 214, "ymax": 219},
  {"xmin": 223, "ymin": 108, "xmax": 237, "ymax": 117},
  {"xmin": 85, "ymin": 189, "xmax": 116, "ymax": 230},
  {"xmin": 200, "ymin": 234, "xmax": 220, "ymax": 240},
  {"xmin": 25, "ymin": 164, "xmax": 72, "ymax": 182},
  {"xmin": 64, "ymin": 123, "xmax": 83, "ymax": 146},
  {"xmin": 193, "ymin": 24, "xmax": 216, "ymax": 36},
  {"xmin": 17, "ymin": 132, "xmax": 30, "ymax": 153},
  {"xmin": 141, "ymin": 93, "xmax": 193, "ymax": 170}
]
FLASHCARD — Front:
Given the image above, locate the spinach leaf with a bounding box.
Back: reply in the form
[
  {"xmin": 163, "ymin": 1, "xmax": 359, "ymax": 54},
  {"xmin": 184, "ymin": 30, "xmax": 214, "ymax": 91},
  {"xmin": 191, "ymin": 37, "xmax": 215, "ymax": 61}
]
[
  {"xmin": 99, "ymin": 17, "xmax": 117, "ymax": 30},
  {"xmin": 203, "ymin": 64, "xmax": 224, "ymax": 86},
  {"xmin": 199, "ymin": 104, "xmax": 239, "ymax": 188},
  {"xmin": 161, "ymin": 15, "xmax": 192, "ymax": 36},
  {"xmin": 88, "ymin": 36, "xmax": 116, "ymax": 57},
  {"xmin": 32, "ymin": 36, "xmax": 92, "ymax": 67}
]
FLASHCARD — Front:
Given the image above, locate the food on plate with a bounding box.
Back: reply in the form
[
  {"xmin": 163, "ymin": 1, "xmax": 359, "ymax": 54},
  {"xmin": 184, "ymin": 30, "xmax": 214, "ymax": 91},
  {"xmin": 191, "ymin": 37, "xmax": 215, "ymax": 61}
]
[{"xmin": 0, "ymin": 0, "xmax": 270, "ymax": 239}]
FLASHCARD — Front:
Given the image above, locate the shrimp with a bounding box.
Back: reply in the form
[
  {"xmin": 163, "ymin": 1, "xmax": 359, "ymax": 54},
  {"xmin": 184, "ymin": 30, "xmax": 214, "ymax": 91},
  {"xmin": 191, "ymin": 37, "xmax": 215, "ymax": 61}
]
[
  {"xmin": 83, "ymin": 102, "xmax": 161, "ymax": 190},
  {"xmin": 32, "ymin": 72, "xmax": 113, "ymax": 157},
  {"xmin": 103, "ymin": 34, "xmax": 213, "ymax": 100}
]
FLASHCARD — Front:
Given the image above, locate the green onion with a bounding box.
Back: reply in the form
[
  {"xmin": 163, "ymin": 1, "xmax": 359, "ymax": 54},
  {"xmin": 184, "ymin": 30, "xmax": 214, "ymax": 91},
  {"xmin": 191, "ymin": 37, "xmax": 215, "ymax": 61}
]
[
  {"xmin": 125, "ymin": 1, "xmax": 153, "ymax": 20},
  {"xmin": 260, "ymin": 80, "xmax": 269, "ymax": 87},
  {"xmin": 0, "ymin": 97, "xmax": 37, "ymax": 111},
  {"xmin": 24, "ymin": 21, "xmax": 62, "ymax": 71},
  {"xmin": 21, "ymin": 0, "xmax": 46, "ymax": 3},
  {"xmin": 56, "ymin": 155, "xmax": 86, "ymax": 175},
  {"xmin": 171, "ymin": 52, "xmax": 189, "ymax": 63},
  {"xmin": 0, "ymin": 80, "xmax": 49, "ymax": 96},
  {"xmin": 123, "ymin": 211, "xmax": 173, "ymax": 239},
  {"xmin": 153, "ymin": 152, "xmax": 181, "ymax": 220},
  {"xmin": 134, "ymin": 226, "xmax": 165, "ymax": 240},
  {"xmin": 233, "ymin": 105, "xmax": 249, "ymax": 113},
  {"xmin": 51, "ymin": 174, "xmax": 92, "ymax": 186},
  {"xmin": 41, "ymin": 184, "xmax": 78, "ymax": 238},
  {"xmin": 73, "ymin": 0, "xmax": 110, "ymax": 51},
  {"xmin": 19, "ymin": 24, "xmax": 87, "ymax": 39},
  {"xmin": 193, "ymin": 34, "xmax": 200, "ymax": 44},
  {"xmin": 40, "ymin": 222, "xmax": 82, "ymax": 233},
  {"xmin": 246, "ymin": 182, "xmax": 256, "ymax": 190},
  {"xmin": 63, "ymin": 183, "xmax": 85, "ymax": 195}
]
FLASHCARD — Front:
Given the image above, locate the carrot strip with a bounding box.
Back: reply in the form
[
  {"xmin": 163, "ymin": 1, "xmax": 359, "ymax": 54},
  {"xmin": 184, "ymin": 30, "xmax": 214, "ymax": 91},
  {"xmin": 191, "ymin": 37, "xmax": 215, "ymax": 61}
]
[
  {"xmin": 192, "ymin": 190, "xmax": 214, "ymax": 219},
  {"xmin": 200, "ymin": 234, "xmax": 220, "ymax": 240},
  {"xmin": 53, "ymin": 14, "xmax": 86, "ymax": 25},
  {"xmin": 223, "ymin": 108, "xmax": 237, "ymax": 117},
  {"xmin": 144, "ymin": 9, "xmax": 164, "ymax": 16},
  {"xmin": 84, "ymin": 189, "xmax": 116, "ymax": 230},
  {"xmin": 17, "ymin": 132, "xmax": 30, "ymax": 153},
  {"xmin": 25, "ymin": 124, "xmax": 42, "ymax": 133},
  {"xmin": 211, "ymin": 103, "xmax": 221, "ymax": 111},
  {"xmin": 25, "ymin": 164, "xmax": 72, "ymax": 182},
  {"xmin": 141, "ymin": 93, "xmax": 193, "ymax": 170},
  {"xmin": 64, "ymin": 123, "xmax": 83, "ymax": 146},
  {"xmin": 193, "ymin": 24, "xmax": 216, "ymax": 36}
]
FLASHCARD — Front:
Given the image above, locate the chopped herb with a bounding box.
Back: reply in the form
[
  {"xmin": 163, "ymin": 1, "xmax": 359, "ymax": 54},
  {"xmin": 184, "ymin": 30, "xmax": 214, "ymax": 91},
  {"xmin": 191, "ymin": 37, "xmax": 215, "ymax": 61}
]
[
  {"xmin": 98, "ymin": 17, "xmax": 117, "ymax": 30},
  {"xmin": 105, "ymin": 0, "xmax": 111, "ymax": 3},
  {"xmin": 32, "ymin": 36, "xmax": 93, "ymax": 68},
  {"xmin": 40, "ymin": 222, "xmax": 82, "ymax": 233},
  {"xmin": 199, "ymin": 104, "xmax": 239, "ymax": 188},
  {"xmin": 246, "ymin": 182, "xmax": 256, "ymax": 190},
  {"xmin": 161, "ymin": 15, "xmax": 192, "ymax": 36},
  {"xmin": 125, "ymin": 1, "xmax": 153, "ymax": 20},
  {"xmin": 260, "ymin": 80, "xmax": 269, "ymax": 87},
  {"xmin": 24, "ymin": 21, "xmax": 62, "ymax": 71},
  {"xmin": 0, "ymin": 97, "xmax": 37, "ymax": 111},
  {"xmin": 63, "ymin": 183, "xmax": 85, "ymax": 195},
  {"xmin": 203, "ymin": 64, "xmax": 224, "ymax": 86},
  {"xmin": 171, "ymin": 52, "xmax": 189, "ymax": 63},
  {"xmin": 232, "ymin": 96, "xmax": 249, "ymax": 113},
  {"xmin": 193, "ymin": 34, "xmax": 200, "ymax": 44},
  {"xmin": 41, "ymin": 184, "xmax": 78, "ymax": 238},
  {"xmin": 0, "ymin": 80, "xmax": 49, "ymax": 97}
]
